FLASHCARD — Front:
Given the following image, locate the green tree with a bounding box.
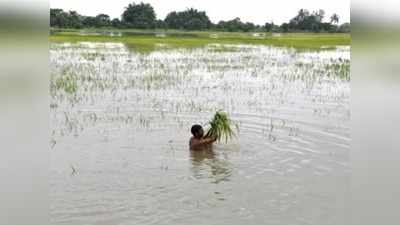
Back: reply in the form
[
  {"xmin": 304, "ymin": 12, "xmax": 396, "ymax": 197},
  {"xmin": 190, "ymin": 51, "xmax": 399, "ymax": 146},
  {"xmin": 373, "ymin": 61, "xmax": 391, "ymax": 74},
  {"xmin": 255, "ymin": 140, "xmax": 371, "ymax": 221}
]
[
  {"xmin": 122, "ymin": 2, "xmax": 156, "ymax": 29},
  {"xmin": 288, "ymin": 9, "xmax": 327, "ymax": 32},
  {"xmin": 111, "ymin": 18, "xmax": 122, "ymax": 28},
  {"xmin": 155, "ymin": 19, "xmax": 167, "ymax": 29},
  {"xmin": 337, "ymin": 22, "xmax": 350, "ymax": 33},
  {"xmin": 82, "ymin": 16, "xmax": 97, "ymax": 28},
  {"xmin": 320, "ymin": 22, "xmax": 336, "ymax": 32},
  {"xmin": 297, "ymin": 9, "xmax": 309, "ymax": 21},
  {"xmin": 315, "ymin": 9, "xmax": 325, "ymax": 22},
  {"xmin": 67, "ymin": 11, "xmax": 83, "ymax": 29},
  {"xmin": 264, "ymin": 22, "xmax": 274, "ymax": 32},
  {"xmin": 330, "ymin": 13, "xmax": 340, "ymax": 24},
  {"xmin": 165, "ymin": 8, "xmax": 211, "ymax": 30},
  {"xmin": 50, "ymin": 7, "xmax": 349, "ymax": 33},
  {"xmin": 216, "ymin": 17, "xmax": 257, "ymax": 32},
  {"xmin": 50, "ymin": 8, "xmax": 69, "ymax": 27},
  {"xmin": 281, "ymin": 23, "xmax": 289, "ymax": 32},
  {"xmin": 95, "ymin": 14, "xmax": 111, "ymax": 27}
]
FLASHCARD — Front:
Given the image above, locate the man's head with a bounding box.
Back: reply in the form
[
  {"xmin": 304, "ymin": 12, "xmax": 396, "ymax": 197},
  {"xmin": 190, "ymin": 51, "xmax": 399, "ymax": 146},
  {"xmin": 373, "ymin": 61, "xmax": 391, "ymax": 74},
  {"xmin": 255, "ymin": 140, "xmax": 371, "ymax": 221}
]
[{"xmin": 191, "ymin": 124, "xmax": 204, "ymax": 138}]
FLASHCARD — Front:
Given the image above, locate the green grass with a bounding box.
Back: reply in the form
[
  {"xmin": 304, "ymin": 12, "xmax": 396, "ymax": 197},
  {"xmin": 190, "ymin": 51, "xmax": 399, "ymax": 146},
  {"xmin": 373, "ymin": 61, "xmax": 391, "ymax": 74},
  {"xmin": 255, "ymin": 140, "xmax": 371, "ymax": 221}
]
[{"xmin": 50, "ymin": 28, "xmax": 351, "ymax": 52}]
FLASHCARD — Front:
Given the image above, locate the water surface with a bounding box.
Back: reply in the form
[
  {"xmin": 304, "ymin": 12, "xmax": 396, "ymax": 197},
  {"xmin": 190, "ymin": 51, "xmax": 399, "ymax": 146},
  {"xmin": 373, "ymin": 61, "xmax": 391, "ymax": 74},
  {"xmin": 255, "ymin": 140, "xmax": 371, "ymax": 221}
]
[{"xmin": 50, "ymin": 43, "xmax": 350, "ymax": 225}]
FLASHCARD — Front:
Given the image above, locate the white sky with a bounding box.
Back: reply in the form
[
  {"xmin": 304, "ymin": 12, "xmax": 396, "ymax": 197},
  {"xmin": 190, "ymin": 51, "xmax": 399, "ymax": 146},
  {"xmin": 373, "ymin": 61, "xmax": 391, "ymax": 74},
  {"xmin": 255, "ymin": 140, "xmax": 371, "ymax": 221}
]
[{"xmin": 50, "ymin": 0, "xmax": 350, "ymax": 25}]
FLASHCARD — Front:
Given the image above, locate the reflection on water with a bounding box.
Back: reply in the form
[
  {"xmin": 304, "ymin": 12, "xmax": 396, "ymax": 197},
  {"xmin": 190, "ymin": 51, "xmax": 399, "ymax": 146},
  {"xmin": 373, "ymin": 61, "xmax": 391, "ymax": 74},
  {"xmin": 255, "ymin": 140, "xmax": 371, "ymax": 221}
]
[
  {"xmin": 190, "ymin": 149, "xmax": 233, "ymax": 184},
  {"xmin": 50, "ymin": 43, "xmax": 350, "ymax": 225}
]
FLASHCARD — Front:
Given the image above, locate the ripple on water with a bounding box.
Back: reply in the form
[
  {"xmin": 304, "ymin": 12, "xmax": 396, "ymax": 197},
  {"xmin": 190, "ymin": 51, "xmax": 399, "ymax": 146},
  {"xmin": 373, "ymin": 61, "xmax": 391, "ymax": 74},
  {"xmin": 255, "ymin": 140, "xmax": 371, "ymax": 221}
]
[{"xmin": 51, "ymin": 43, "xmax": 350, "ymax": 225}]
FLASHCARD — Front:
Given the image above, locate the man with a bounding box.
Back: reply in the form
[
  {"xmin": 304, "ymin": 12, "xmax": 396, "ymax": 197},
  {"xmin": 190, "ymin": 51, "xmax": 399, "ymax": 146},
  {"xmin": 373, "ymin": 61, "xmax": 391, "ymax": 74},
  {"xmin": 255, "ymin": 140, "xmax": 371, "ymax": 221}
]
[{"xmin": 189, "ymin": 124, "xmax": 216, "ymax": 150}]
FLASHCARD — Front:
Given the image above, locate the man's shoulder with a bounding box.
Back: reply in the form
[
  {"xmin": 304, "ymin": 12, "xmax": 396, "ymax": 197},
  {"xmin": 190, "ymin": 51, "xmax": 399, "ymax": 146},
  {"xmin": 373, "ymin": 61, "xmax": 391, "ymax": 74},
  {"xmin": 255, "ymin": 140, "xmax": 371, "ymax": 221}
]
[{"xmin": 189, "ymin": 137, "xmax": 201, "ymax": 145}]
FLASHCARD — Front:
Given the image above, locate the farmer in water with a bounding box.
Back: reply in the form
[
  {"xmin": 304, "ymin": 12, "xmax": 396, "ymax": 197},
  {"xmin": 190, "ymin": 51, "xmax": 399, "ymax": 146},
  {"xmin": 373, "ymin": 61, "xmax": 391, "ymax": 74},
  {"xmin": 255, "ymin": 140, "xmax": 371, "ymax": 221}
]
[{"xmin": 189, "ymin": 124, "xmax": 216, "ymax": 150}]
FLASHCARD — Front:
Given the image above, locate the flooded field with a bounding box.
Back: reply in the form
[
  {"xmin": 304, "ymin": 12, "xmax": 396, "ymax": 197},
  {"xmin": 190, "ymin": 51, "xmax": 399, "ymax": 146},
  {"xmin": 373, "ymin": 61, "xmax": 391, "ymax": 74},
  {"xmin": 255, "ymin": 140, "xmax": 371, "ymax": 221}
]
[{"xmin": 50, "ymin": 43, "xmax": 350, "ymax": 225}]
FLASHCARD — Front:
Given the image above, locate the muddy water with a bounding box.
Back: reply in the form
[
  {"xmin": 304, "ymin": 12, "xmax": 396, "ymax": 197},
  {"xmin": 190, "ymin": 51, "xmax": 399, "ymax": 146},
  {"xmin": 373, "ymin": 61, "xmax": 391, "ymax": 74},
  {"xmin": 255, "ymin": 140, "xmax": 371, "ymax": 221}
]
[{"xmin": 50, "ymin": 43, "xmax": 350, "ymax": 225}]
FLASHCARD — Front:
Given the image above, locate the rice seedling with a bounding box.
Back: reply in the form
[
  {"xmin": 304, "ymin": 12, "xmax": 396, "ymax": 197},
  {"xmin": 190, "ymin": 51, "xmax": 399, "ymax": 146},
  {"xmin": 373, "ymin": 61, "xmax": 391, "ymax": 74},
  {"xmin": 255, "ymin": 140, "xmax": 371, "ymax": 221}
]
[
  {"xmin": 205, "ymin": 111, "xmax": 238, "ymax": 143},
  {"xmin": 50, "ymin": 42, "xmax": 349, "ymax": 139},
  {"xmin": 53, "ymin": 71, "xmax": 78, "ymax": 94}
]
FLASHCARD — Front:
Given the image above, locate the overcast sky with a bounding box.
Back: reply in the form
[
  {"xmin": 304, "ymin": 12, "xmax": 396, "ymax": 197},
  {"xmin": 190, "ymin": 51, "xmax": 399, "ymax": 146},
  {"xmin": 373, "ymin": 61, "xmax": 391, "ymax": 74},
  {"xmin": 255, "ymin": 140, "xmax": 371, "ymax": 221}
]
[{"xmin": 50, "ymin": 0, "xmax": 350, "ymax": 25}]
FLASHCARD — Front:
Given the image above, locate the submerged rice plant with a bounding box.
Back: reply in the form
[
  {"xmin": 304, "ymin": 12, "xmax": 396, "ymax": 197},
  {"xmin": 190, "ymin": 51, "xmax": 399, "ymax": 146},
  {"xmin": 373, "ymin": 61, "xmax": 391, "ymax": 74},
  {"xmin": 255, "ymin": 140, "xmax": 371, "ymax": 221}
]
[
  {"xmin": 50, "ymin": 43, "xmax": 349, "ymax": 138},
  {"xmin": 53, "ymin": 70, "xmax": 78, "ymax": 94},
  {"xmin": 206, "ymin": 111, "xmax": 237, "ymax": 143}
]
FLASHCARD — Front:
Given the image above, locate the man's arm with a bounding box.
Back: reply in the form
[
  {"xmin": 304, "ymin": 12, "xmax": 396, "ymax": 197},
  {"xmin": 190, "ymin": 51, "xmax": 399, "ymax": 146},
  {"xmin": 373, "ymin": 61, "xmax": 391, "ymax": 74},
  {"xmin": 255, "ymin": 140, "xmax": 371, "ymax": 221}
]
[
  {"xmin": 190, "ymin": 137, "xmax": 216, "ymax": 149},
  {"xmin": 200, "ymin": 137, "xmax": 216, "ymax": 145}
]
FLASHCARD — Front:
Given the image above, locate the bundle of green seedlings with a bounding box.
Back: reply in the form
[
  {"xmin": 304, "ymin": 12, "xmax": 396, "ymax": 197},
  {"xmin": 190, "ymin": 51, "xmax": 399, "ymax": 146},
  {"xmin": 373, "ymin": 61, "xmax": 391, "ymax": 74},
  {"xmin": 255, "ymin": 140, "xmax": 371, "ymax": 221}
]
[{"xmin": 205, "ymin": 111, "xmax": 238, "ymax": 143}]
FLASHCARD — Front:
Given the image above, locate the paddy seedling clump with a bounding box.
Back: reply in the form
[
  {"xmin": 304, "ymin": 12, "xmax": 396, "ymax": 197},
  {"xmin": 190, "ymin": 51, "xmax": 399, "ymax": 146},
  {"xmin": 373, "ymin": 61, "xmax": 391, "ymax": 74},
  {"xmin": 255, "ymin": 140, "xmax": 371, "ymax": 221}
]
[{"xmin": 206, "ymin": 111, "xmax": 238, "ymax": 143}]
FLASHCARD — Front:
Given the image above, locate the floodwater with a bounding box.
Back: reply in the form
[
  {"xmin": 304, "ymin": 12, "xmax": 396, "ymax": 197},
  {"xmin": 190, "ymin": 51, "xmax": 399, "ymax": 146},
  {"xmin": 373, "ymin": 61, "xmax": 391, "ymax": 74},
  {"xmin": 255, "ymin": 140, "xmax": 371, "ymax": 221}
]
[{"xmin": 50, "ymin": 43, "xmax": 350, "ymax": 225}]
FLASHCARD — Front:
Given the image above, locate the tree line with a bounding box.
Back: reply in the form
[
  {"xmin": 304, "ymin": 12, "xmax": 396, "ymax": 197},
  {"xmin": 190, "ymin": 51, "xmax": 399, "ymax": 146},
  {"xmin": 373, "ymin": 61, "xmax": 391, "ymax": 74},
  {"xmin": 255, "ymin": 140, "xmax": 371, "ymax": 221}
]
[{"xmin": 50, "ymin": 2, "xmax": 350, "ymax": 33}]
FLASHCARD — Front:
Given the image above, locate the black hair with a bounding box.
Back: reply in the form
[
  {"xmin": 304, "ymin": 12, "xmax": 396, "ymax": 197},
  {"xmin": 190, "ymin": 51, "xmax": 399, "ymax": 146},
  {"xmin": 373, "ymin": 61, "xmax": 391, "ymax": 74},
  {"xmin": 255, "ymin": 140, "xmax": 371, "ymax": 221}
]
[{"xmin": 191, "ymin": 124, "xmax": 203, "ymax": 135}]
